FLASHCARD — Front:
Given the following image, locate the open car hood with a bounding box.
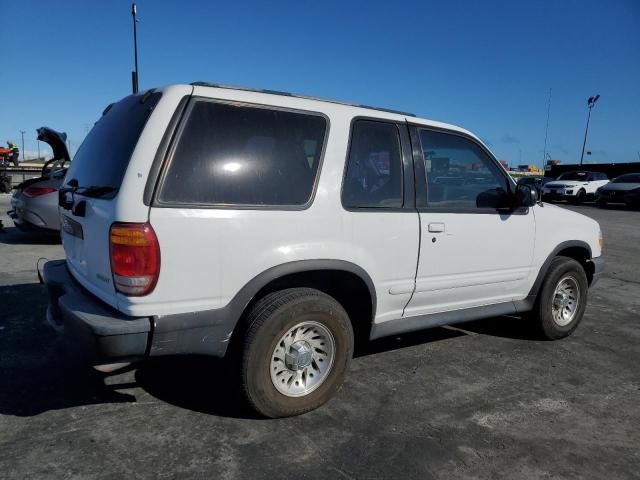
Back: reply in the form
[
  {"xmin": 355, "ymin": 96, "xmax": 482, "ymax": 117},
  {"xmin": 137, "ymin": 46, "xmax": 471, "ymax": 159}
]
[{"xmin": 37, "ymin": 127, "xmax": 70, "ymax": 162}]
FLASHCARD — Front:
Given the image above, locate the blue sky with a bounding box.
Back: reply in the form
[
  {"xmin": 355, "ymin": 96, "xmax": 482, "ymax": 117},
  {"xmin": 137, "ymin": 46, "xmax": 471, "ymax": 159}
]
[{"xmin": 2, "ymin": 0, "xmax": 639, "ymax": 166}]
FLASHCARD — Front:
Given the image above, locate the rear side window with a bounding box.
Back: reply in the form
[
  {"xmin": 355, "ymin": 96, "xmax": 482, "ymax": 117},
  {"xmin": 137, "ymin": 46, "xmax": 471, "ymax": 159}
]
[
  {"xmin": 158, "ymin": 100, "xmax": 327, "ymax": 206},
  {"xmin": 64, "ymin": 92, "xmax": 161, "ymax": 191},
  {"xmin": 342, "ymin": 120, "xmax": 403, "ymax": 208}
]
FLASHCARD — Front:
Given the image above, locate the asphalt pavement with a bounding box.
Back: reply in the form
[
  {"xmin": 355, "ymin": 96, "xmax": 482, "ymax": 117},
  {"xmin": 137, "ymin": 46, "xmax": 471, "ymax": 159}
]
[{"xmin": 1, "ymin": 194, "xmax": 638, "ymax": 480}]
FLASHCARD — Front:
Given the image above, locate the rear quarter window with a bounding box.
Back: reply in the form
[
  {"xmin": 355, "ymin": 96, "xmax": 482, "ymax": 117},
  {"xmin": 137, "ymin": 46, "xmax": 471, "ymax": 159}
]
[{"xmin": 157, "ymin": 100, "xmax": 328, "ymax": 207}]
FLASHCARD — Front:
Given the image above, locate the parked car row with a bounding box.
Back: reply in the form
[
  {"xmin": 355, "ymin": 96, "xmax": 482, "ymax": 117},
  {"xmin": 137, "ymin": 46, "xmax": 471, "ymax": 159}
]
[{"xmin": 518, "ymin": 171, "xmax": 640, "ymax": 209}]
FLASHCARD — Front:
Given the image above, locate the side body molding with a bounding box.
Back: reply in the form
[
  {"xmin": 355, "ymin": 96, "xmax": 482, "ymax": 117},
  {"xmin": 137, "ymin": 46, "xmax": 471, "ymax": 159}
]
[{"xmin": 149, "ymin": 260, "xmax": 377, "ymax": 358}]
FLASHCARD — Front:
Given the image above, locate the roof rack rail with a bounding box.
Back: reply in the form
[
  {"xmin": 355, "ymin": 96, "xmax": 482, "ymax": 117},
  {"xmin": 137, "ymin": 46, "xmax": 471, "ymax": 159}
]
[{"xmin": 190, "ymin": 82, "xmax": 416, "ymax": 117}]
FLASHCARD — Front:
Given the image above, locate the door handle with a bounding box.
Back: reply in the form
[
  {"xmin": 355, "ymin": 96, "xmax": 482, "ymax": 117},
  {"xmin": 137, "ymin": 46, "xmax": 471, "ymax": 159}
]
[{"xmin": 428, "ymin": 222, "xmax": 445, "ymax": 233}]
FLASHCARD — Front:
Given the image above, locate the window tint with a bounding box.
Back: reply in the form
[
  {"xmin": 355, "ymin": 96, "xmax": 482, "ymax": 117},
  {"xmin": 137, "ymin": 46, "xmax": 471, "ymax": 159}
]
[
  {"xmin": 614, "ymin": 173, "xmax": 640, "ymax": 183},
  {"xmin": 419, "ymin": 129, "xmax": 509, "ymax": 209},
  {"xmin": 65, "ymin": 92, "xmax": 162, "ymax": 192},
  {"xmin": 158, "ymin": 101, "xmax": 327, "ymax": 206},
  {"xmin": 342, "ymin": 121, "xmax": 403, "ymax": 208},
  {"xmin": 558, "ymin": 171, "xmax": 590, "ymax": 181}
]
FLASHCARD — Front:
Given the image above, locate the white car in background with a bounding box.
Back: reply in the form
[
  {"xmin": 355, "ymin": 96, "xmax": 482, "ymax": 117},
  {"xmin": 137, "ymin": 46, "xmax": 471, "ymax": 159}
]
[{"xmin": 542, "ymin": 171, "xmax": 609, "ymax": 203}]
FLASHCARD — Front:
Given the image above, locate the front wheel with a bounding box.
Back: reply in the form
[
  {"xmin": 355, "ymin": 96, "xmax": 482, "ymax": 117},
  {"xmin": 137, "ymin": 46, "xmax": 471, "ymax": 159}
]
[
  {"xmin": 528, "ymin": 257, "xmax": 589, "ymax": 340},
  {"xmin": 237, "ymin": 288, "xmax": 354, "ymax": 418},
  {"xmin": 572, "ymin": 189, "xmax": 586, "ymax": 204}
]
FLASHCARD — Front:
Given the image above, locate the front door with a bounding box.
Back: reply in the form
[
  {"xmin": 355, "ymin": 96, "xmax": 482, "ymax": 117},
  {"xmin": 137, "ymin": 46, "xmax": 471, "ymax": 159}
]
[{"xmin": 404, "ymin": 126, "xmax": 536, "ymax": 317}]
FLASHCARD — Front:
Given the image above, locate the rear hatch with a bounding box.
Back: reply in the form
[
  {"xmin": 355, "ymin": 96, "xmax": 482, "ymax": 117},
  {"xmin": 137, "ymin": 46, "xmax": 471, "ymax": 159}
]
[{"xmin": 60, "ymin": 91, "xmax": 162, "ymax": 306}]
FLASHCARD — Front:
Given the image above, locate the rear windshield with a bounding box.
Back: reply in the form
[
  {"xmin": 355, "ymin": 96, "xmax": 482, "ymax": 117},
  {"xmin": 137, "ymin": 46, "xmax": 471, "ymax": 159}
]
[{"xmin": 64, "ymin": 92, "xmax": 162, "ymax": 191}]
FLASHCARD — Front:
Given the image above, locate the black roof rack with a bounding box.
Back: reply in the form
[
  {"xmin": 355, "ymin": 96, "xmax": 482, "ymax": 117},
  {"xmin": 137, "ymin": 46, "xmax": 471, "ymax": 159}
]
[{"xmin": 190, "ymin": 82, "xmax": 416, "ymax": 117}]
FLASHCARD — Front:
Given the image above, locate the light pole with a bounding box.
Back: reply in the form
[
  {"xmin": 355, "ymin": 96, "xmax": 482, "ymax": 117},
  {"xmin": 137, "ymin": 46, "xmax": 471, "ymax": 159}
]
[
  {"xmin": 542, "ymin": 88, "xmax": 552, "ymax": 170},
  {"xmin": 37, "ymin": 139, "xmax": 41, "ymax": 160},
  {"xmin": 579, "ymin": 95, "xmax": 600, "ymax": 165},
  {"xmin": 20, "ymin": 130, "xmax": 26, "ymax": 162},
  {"xmin": 131, "ymin": 3, "xmax": 139, "ymax": 94}
]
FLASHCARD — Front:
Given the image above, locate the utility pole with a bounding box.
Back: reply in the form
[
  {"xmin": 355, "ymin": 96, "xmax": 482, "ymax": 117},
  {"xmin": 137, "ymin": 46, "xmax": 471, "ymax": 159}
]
[
  {"xmin": 20, "ymin": 130, "xmax": 26, "ymax": 162},
  {"xmin": 580, "ymin": 95, "xmax": 600, "ymax": 165},
  {"xmin": 37, "ymin": 139, "xmax": 41, "ymax": 161},
  {"xmin": 131, "ymin": 3, "xmax": 139, "ymax": 94},
  {"xmin": 542, "ymin": 88, "xmax": 551, "ymax": 170}
]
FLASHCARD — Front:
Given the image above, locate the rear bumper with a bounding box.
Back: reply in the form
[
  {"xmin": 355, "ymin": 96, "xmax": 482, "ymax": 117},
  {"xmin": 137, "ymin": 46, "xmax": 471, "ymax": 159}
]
[
  {"xmin": 8, "ymin": 209, "xmax": 58, "ymax": 232},
  {"xmin": 42, "ymin": 260, "xmax": 233, "ymax": 363},
  {"xmin": 43, "ymin": 260, "xmax": 152, "ymax": 363},
  {"xmin": 9, "ymin": 193, "xmax": 60, "ymax": 231}
]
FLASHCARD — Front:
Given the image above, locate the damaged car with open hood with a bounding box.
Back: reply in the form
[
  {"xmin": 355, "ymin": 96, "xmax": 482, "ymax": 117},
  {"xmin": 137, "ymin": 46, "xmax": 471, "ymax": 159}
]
[{"xmin": 8, "ymin": 127, "xmax": 71, "ymax": 232}]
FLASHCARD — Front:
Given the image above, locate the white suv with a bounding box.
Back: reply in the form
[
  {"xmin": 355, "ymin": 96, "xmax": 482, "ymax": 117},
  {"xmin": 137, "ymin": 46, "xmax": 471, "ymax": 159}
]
[
  {"xmin": 542, "ymin": 171, "xmax": 610, "ymax": 203},
  {"xmin": 43, "ymin": 83, "xmax": 604, "ymax": 417}
]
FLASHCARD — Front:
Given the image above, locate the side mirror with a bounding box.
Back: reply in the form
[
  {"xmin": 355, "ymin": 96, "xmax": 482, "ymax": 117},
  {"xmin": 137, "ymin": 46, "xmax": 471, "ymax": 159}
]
[{"xmin": 516, "ymin": 183, "xmax": 538, "ymax": 207}]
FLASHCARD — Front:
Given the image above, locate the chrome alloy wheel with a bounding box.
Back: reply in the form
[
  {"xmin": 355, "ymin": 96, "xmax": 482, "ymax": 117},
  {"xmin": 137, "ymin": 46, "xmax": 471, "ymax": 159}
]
[
  {"xmin": 270, "ymin": 321, "xmax": 335, "ymax": 397},
  {"xmin": 552, "ymin": 275, "xmax": 581, "ymax": 326}
]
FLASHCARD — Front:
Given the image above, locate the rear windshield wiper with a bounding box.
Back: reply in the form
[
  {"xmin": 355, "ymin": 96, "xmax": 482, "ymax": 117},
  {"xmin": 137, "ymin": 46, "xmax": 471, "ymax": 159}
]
[
  {"xmin": 60, "ymin": 180, "xmax": 118, "ymax": 206},
  {"xmin": 76, "ymin": 185, "xmax": 118, "ymax": 198}
]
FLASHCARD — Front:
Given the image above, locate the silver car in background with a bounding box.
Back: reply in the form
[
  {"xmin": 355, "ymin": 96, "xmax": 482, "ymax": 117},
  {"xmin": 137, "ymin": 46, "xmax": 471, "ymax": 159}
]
[{"xmin": 8, "ymin": 127, "xmax": 70, "ymax": 232}]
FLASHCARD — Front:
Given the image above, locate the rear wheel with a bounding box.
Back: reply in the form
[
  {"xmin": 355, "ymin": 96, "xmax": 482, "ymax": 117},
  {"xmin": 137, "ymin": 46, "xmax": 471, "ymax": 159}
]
[
  {"xmin": 529, "ymin": 257, "xmax": 589, "ymax": 339},
  {"xmin": 237, "ymin": 288, "xmax": 354, "ymax": 418}
]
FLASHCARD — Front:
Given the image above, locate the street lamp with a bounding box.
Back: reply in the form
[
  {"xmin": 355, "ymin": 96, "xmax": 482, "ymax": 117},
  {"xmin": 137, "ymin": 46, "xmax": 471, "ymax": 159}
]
[{"xmin": 579, "ymin": 94, "xmax": 600, "ymax": 165}]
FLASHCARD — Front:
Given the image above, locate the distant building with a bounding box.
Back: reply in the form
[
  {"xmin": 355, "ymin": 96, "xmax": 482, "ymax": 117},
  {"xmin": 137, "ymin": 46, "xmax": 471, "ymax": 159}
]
[{"xmin": 545, "ymin": 159, "xmax": 562, "ymax": 171}]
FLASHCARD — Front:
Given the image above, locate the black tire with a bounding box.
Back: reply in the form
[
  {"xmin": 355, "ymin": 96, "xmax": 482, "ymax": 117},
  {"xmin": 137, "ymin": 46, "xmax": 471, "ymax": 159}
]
[
  {"xmin": 236, "ymin": 288, "xmax": 354, "ymax": 418},
  {"xmin": 529, "ymin": 256, "xmax": 589, "ymax": 340},
  {"xmin": 596, "ymin": 199, "xmax": 607, "ymax": 208},
  {"xmin": 573, "ymin": 189, "xmax": 586, "ymax": 204}
]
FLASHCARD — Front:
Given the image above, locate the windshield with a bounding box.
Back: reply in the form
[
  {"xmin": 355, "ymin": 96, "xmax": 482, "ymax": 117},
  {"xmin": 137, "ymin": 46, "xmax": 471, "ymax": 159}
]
[
  {"xmin": 557, "ymin": 171, "xmax": 590, "ymax": 181},
  {"xmin": 613, "ymin": 173, "xmax": 640, "ymax": 183},
  {"xmin": 64, "ymin": 91, "xmax": 161, "ymax": 191}
]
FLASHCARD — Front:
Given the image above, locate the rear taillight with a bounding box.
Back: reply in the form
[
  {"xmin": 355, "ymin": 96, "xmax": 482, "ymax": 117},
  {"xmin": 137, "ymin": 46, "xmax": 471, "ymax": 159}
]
[
  {"xmin": 23, "ymin": 186, "xmax": 56, "ymax": 198},
  {"xmin": 109, "ymin": 223, "xmax": 160, "ymax": 296}
]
